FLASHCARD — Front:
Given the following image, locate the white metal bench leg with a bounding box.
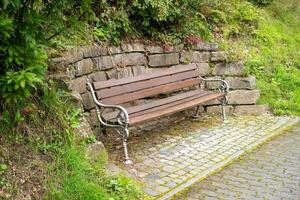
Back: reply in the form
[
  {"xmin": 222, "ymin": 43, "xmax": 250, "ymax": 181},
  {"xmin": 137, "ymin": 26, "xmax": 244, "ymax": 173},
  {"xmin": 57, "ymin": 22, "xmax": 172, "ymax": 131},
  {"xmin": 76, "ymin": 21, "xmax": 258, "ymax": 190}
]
[
  {"xmin": 122, "ymin": 127, "xmax": 133, "ymax": 165},
  {"xmin": 221, "ymin": 104, "xmax": 228, "ymax": 123},
  {"xmin": 220, "ymin": 95, "xmax": 228, "ymax": 123}
]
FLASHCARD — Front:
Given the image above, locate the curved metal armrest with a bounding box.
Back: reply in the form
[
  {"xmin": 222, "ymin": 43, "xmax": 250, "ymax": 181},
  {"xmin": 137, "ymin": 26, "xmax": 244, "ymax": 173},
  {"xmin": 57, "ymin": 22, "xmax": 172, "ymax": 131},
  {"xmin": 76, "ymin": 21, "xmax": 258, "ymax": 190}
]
[
  {"xmin": 86, "ymin": 80, "xmax": 132, "ymax": 164},
  {"xmin": 86, "ymin": 80, "xmax": 129, "ymax": 124},
  {"xmin": 199, "ymin": 76, "xmax": 229, "ymax": 94}
]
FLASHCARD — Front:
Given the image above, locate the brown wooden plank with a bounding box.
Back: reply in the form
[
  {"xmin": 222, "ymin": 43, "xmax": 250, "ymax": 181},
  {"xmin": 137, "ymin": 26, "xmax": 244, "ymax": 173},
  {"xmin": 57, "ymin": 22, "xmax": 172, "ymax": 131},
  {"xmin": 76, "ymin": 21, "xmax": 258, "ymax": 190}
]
[
  {"xmin": 97, "ymin": 70, "xmax": 198, "ymax": 99},
  {"xmin": 93, "ymin": 64, "xmax": 197, "ymax": 90},
  {"xmin": 129, "ymin": 92, "xmax": 214, "ymax": 118},
  {"xmin": 102, "ymin": 90, "xmax": 209, "ymax": 120},
  {"xmin": 129, "ymin": 93, "xmax": 224, "ymax": 125},
  {"xmin": 100, "ymin": 78, "xmax": 201, "ymax": 105}
]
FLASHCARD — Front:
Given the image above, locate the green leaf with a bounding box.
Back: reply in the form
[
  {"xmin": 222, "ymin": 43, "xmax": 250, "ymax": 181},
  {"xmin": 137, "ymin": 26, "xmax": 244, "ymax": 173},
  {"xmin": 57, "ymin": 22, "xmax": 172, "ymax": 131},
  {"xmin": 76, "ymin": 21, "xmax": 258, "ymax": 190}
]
[
  {"xmin": 0, "ymin": 164, "xmax": 8, "ymax": 173},
  {"xmin": 14, "ymin": 83, "xmax": 19, "ymax": 90},
  {"xmin": 20, "ymin": 80, "xmax": 25, "ymax": 88},
  {"xmin": 2, "ymin": 111, "xmax": 11, "ymax": 124}
]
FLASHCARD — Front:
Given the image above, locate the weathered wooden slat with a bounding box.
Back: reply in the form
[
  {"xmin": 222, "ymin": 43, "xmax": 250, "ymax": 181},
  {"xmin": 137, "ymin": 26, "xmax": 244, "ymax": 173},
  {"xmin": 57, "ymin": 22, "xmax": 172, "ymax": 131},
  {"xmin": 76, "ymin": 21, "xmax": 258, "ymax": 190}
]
[
  {"xmin": 130, "ymin": 92, "xmax": 213, "ymax": 118},
  {"xmin": 102, "ymin": 90, "xmax": 208, "ymax": 120},
  {"xmin": 97, "ymin": 70, "xmax": 198, "ymax": 99},
  {"xmin": 100, "ymin": 78, "xmax": 201, "ymax": 105},
  {"xmin": 129, "ymin": 93, "xmax": 224, "ymax": 125},
  {"xmin": 93, "ymin": 64, "xmax": 197, "ymax": 90}
]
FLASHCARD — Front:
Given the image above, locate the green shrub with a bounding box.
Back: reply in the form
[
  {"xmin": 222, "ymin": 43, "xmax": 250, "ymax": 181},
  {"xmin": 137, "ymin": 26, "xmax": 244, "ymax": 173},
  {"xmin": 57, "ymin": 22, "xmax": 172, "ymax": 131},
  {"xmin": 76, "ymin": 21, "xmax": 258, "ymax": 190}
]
[
  {"xmin": 207, "ymin": 0, "xmax": 259, "ymax": 38},
  {"xmin": 0, "ymin": 65, "xmax": 47, "ymax": 126},
  {"xmin": 250, "ymin": 0, "xmax": 273, "ymax": 6},
  {"xmin": 0, "ymin": 1, "xmax": 94, "ymax": 124},
  {"xmin": 89, "ymin": 0, "xmax": 217, "ymax": 43},
  {"xmin": 0, "ymin": 65, "xmax": 46, "ymax": 104}
]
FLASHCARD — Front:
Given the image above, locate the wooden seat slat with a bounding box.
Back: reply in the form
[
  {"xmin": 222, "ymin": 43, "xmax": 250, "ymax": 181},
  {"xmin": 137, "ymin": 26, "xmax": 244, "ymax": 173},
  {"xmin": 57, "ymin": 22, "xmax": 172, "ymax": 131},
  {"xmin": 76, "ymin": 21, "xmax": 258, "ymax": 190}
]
[
  {"xmin": 100, "ymin": 78, "xmax": 201, "ymax": 105},
  {"xmin": 93, "ymin": 64, "xmax": 197, "ymax": 90},
  {"xmin": 102, "ymin": 90, "xmax": 210, "ymax": 120},
  {"xmin": 129, "ymin": 93, "xmax": 224, "ymax": 125},
  {"xmin": 129, "ymin": 92, "xmax": 216, "ymax": 118},
  {"xmin": 97, "ymin": 70, "xmax": 198, "ymax": 99}
]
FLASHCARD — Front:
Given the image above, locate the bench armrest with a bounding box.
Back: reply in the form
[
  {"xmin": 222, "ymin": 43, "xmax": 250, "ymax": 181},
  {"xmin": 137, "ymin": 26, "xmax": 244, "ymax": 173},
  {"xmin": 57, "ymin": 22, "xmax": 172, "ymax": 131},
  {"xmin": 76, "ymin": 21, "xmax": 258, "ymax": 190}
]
[
  {"xmin": 86, "ymin": 80, "xmax": 129, "ymax": 126},
  {"xmin": 199, "ymin": 76, "xmax": 229, "ymax": 94}
]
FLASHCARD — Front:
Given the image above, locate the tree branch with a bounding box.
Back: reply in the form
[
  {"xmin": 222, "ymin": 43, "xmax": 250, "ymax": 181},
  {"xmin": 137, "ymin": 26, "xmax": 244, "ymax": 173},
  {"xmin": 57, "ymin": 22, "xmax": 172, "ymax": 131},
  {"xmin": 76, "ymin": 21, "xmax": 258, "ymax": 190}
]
[{"xmin": 46, "ymin": 11, "xmax": 87, "ymax": 41}]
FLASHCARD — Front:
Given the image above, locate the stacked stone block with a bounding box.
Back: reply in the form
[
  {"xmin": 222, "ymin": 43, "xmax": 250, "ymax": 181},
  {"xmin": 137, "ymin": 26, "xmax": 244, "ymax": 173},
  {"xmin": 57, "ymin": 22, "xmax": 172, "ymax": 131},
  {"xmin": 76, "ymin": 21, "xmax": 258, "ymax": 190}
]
[{"xmin": 49, "ymin": 42, "xmax": 267, "ymax": 127}]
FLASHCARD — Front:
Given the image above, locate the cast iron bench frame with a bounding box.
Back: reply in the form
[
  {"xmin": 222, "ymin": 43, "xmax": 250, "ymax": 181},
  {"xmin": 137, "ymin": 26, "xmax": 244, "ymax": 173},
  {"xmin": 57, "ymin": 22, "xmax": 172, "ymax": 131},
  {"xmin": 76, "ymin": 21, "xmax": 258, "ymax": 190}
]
[{"xmin": 86, "ymin": 64, "xmax": 229, "ymax": 164}]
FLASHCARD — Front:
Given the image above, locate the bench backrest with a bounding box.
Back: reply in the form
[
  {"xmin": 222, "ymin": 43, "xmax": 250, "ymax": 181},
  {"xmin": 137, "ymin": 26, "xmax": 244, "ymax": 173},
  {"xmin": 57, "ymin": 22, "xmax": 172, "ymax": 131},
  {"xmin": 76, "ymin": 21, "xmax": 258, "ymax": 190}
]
[{"xmin": 92, "ymin": 64, "xmax": 200, "ymax": 105}]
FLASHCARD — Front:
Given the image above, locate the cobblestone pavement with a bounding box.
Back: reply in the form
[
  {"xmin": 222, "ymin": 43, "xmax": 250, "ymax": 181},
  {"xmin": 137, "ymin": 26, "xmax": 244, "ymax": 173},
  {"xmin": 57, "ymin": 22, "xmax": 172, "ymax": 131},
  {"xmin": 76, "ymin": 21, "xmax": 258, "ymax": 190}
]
[
  {"xmin": 175, "ymin": 125, "xmax": 300, "ymax": 200},
  {"xmin": 121, "ymin": 115, "xmax": 299, "ymax": 198}
]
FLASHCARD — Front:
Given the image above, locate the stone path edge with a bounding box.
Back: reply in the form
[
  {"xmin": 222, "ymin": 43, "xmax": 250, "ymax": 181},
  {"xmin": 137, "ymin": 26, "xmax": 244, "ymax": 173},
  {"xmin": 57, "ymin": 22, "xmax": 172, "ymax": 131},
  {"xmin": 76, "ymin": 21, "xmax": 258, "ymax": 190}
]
[{"xmin": 157, "ymin": 117, "xmax": 300, "ymax": 200}]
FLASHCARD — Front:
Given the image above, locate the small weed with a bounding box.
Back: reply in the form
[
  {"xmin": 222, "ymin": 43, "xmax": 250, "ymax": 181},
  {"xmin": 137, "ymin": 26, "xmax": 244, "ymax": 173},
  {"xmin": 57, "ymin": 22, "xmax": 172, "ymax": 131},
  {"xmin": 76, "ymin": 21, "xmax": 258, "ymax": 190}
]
[
  {"xmin": 82, "ymin": 135, "xmax": 97, "ymax": 145},
  {"xmin": 0, "ymin": 163, "xmax": 8, "ymax": 174}
]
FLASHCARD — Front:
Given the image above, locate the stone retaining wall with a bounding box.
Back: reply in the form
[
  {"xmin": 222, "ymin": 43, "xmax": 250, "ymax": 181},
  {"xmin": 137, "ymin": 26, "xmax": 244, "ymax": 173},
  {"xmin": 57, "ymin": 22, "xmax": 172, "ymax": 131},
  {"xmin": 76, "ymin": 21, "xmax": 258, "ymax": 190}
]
[{"xmin": 49, "ymin": 42, "xmax": 267, "ymax": 128}]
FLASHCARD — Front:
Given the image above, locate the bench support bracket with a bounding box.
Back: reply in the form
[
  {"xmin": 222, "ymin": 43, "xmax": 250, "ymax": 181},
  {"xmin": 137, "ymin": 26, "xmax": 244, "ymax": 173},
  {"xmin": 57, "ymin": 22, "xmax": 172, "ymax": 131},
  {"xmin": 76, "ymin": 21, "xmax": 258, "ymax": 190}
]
[{"xmin": 199, "ymin": 77, "xmax": 229, "ymax": 122}]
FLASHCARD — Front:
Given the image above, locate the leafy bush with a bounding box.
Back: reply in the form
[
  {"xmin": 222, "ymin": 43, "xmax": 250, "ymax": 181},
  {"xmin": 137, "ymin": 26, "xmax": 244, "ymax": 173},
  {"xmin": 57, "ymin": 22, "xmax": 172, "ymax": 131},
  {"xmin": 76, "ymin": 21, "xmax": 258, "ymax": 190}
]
[
  {"xmin": 0, "ymin": 0, "xmax": 94, "ymax": 124},
  {"xmin": 0, "ymin": 65, "xmax": 46, "ymax": 104},
  {"xmin": 86, "ymin": 0, "xmax": 262, "ymax": 44},
  {"xmin": 90, "ymin": 0, "xmax": 214, "ymax": 43},
  {"xmin": 204, "ymin": 0, "xmax": 259, "ymax": 38},
  {"xmin": 250, "ymin": 0, "xmax": 273, "ymax": 6}
]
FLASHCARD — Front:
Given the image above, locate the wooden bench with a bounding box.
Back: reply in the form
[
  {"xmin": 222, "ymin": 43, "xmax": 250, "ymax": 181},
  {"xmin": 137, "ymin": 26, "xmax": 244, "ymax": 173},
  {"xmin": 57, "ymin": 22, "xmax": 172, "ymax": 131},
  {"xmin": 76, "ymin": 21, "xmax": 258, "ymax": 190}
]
[{"xmin": 86, "ymin": 64, "xmax": 229, "ymax": 164}]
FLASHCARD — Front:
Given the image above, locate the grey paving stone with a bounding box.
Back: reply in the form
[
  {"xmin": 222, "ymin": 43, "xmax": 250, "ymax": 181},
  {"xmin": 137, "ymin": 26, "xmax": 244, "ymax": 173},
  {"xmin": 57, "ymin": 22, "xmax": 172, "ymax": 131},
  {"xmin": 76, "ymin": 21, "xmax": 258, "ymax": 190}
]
[
  {"xmin": 156, "ymin": 171, "xmax": 169, "ymax": 178},
  {"xmin": 166, "ymin": 181, "xmax": 177, "ymax": 188},
  {"xmin": 156, "ymin": 186, "xmax": 170, "ymax": 193},
  {"xmin": 168, "ymin": 174, "xmax": 179, "ymax": 179},
  {"xmin": 144, "ymin": 174, "xmax": 160, "ymax": 182},
  {"xmin": 174, "ymin": 125, "xmax": 300, "ymax": 199},
  {"xmin": 162, "ymin": 166, "xmax": 178, "ymax": 173},
  {"xmin": 137, "ymin": 172, "xmax": 148, "ymax": 178},
  {"xmin": 120, "ymin": 116, "xmax": 298, "ymax": 198},
  {"xmin": 175, "ymin": 170, "xmax": 186, "ymax": 176},
  {"xmin": 154, "ymin": 179, "xmax": 166, "ymax": 185},
  {"xmin": 144, "ymin": 187, "xmax": 160, "ymax": 196}
]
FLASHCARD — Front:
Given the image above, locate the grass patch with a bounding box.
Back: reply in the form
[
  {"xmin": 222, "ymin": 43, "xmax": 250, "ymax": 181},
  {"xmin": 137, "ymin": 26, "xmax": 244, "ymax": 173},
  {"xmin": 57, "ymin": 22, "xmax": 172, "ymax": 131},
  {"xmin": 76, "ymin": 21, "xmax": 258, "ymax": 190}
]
[
  {"xmin": 217, "ymin": 0, "xmax": 300, "ymax": 115},
  {"xmin": 0, "ymin": 83, "xmax": 146, "ymax": 200},
  {"xmin": 46, "ymin": 145, "xmax": 145, "ymax": 200},
  {"xmin": 245, "ymin": 1, "xmax": 300, "ymax": 115}
]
